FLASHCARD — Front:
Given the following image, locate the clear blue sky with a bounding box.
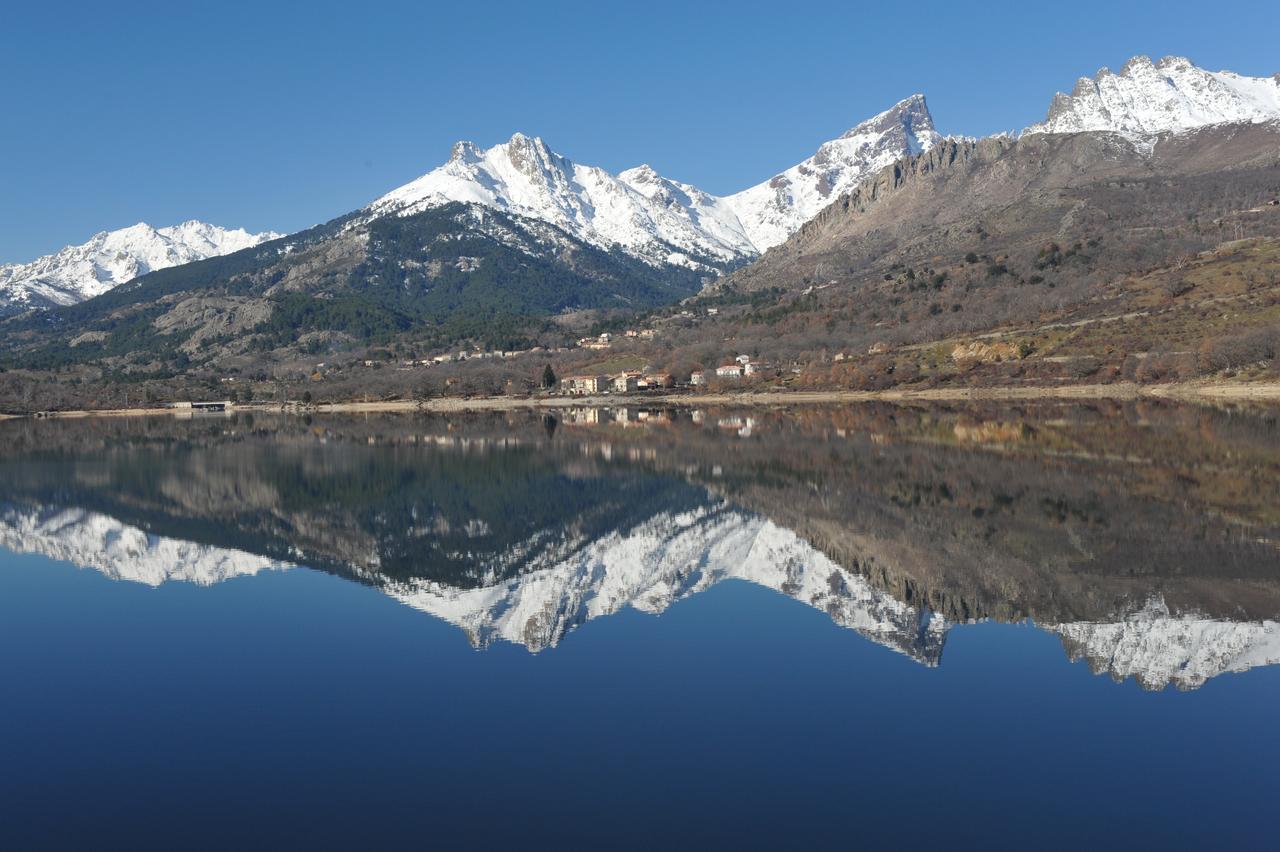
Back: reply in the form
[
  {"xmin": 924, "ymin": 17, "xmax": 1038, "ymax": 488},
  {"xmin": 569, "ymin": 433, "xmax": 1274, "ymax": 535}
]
[{"xmin": 3, "ymin": 0, "xmax": 1278, "ymax": 261}]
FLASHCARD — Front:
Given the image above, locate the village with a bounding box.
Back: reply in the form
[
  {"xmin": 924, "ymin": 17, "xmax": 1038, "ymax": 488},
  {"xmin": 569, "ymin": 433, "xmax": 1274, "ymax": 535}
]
[{"xmin": 558, "ymin": 352, "xmax": 773, "ymax": 396}]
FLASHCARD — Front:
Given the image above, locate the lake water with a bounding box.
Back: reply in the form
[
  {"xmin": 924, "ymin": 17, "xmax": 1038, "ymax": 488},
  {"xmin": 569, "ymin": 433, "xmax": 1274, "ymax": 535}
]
[{"xmin": 1, "ymin": 402, "xmax": 1278, "ymax": 849}]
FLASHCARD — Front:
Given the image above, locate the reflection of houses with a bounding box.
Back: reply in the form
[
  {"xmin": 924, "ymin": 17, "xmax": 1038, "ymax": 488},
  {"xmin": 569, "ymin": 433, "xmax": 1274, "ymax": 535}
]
[
  {"xmin": 563, "ymin": 407, "xmax": 603, "ymax": 425},
  {"xmin": 717, "ymin": 415, "xmax": 757, "ymax": 437},
  {"xmin": 561, "ymin": 375, "xmax": 610, "ymax": 395},
  {"xmin": 636, "ymin": 410, "xmax": 672, "ymax": 426}
]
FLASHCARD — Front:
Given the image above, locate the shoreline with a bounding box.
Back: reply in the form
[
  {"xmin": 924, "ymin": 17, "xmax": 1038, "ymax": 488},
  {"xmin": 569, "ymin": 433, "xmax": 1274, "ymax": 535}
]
[{"xmin": 5, "ymin": 380, "xmax": 1280, "ymax": 420}]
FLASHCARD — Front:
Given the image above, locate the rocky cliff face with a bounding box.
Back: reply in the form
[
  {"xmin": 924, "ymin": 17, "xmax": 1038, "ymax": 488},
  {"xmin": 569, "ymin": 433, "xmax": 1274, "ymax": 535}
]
[
  {"xmin": 723, "ymin": 95, "xmax": 943, "ymax": 250},
  {"xmin": 719, "ymin": 116, "xmax": 1280, "ymax": 297}
]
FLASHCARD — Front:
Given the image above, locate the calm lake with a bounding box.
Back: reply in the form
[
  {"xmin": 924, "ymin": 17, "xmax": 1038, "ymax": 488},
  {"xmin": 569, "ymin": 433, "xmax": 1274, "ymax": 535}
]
[{"xmin": 1, "ymin": 402, "xmax": 1278, "ymax": 849}]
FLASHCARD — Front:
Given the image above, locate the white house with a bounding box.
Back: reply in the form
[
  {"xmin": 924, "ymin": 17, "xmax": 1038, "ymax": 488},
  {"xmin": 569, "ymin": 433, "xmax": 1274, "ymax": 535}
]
[{"xmin": 561, "ymin": 375, "xmax": 610, "ymax": 395}]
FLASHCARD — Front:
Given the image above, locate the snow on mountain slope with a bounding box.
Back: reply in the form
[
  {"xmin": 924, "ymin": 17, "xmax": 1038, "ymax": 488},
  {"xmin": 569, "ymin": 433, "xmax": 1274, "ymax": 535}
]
[
  {"xmin": 367, "ymin": 133, "xmax": 757, "ymax": 270},
  {"xmin": 0, "ymin": 220, "xmax": 282, "ymax": 313},
  {"xmin": 724, "ymin": 95, "xmax": 942, "ymax": 251},
  {"xmin": 0, "ymin": 504, "xmax": 291, "ymax": 586},
  {"xmin": 365, "ymin": 96, "xmax": 941, "ymax": 264},
  {"xmin": 616, "ymin": 164, "xmax": 759, "ymax": 262},
  {"xmin": 1049, "ymin": 598, "xmax": 1280, "ymax": 691},
  {"xmin": 1024, "ymin": 55, "xmax": 1280, "ymax": 140},
  {"xmin": 377, "ymin": 503, "xmax": 947, "ymax": 662}
]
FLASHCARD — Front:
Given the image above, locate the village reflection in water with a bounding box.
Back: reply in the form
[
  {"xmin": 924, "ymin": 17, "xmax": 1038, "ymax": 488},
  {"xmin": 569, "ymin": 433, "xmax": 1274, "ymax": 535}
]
[{"xmin": 1, "ymin": 399, "xmax": 1278, "ymax": 691}]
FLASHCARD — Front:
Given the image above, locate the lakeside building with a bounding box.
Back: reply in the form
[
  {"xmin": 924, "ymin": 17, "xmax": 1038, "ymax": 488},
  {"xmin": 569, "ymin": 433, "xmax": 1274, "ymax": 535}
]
[
  {"xmin": 561, "ymin": 375, "xmax": 611, "ymax": 395},
  {"xmin": 169, "ymin": 401, "xmax": 233, "ymax": 412}
]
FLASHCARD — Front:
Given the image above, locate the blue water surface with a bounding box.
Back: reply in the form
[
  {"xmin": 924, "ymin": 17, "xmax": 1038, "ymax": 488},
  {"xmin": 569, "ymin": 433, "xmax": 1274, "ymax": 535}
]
[{"xmin": 2, "ymin": 549, "xmax": 1276, "ymax": 850}]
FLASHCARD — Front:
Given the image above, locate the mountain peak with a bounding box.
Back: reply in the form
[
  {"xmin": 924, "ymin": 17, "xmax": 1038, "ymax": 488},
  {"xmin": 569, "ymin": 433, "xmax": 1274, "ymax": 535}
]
[
  {"xmin": 449, "ymin": 140, "xmax": 482, "ymax": 163},
  {"xmin": 502, "ymin": 132, "xmax": 561, "ymax": 178},
  {"xmin": 1155, "ymin": 54, "xmax": 1194, "ymax": 72},
  {"xmin": 1121, "ymin": 54, "xmax": 1154, "ymax": 74},
  {"xmin": 618, "ymin": 163, "xmax": 661, "ymax": 184},
  {"xmin": 846, "ymin": 93, "xmax": 933, "ymax": 136},
  {"xmin": 886, "ymin": 92, "xmax": 929, "ymax": 113},
  {"xmin": 859, "ymin": 93, "xmax": 937, "ymax": 155},
  {"xmin": 1026, "ymin": 54, "xmax": 1280, "ymax": 139}
]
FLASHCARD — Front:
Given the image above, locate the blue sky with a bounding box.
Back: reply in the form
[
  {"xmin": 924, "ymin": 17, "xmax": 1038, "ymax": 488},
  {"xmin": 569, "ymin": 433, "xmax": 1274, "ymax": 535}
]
[{"xmin": 3, "ymin": 0, "xmax": 1278, "ymax": 261}]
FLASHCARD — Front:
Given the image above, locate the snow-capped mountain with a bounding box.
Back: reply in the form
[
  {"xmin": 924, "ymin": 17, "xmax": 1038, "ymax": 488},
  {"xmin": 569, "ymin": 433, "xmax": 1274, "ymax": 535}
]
[
  {"xmin": 1024, "ymin": 55, "xmax": 1280, "ymax": 140},
  {"xmin": 364, "ymin": 96, "xmax": 941, "ymax": 265},
  {"xmin": 0, "ymin": 220, "xmax": 281, "ymax": 313},
  {"xmin": 1049, "ymin": 598, "xmax": 1280, "ymax": 691},
  {"xmin": 368, "ymin": 133, "xmax": 757, "ymax": 270},
  {"xmin": 9, "ymin": 56, "xmax": 1278, "ymax": 317},
  {"xmin": 724, "ymin": 94, "xmax": 942, "ymax": 250}
]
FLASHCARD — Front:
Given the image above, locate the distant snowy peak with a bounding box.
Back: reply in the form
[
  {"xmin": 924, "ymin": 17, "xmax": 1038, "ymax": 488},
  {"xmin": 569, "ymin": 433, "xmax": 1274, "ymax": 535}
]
[
  {"xmin": 0, "ymin": 220, "xmax": 281, "ymax": 312},
  {"xmin": 1024, "ymin": 55, "xmax": 1280, "ymax": 140},
  {"xmin": 724, "ymin": 94, "xmax": 942, "ymax": 250},
  {"xmin": 367, "ymin": 132, "xmax": 757, "ymax": 269}
]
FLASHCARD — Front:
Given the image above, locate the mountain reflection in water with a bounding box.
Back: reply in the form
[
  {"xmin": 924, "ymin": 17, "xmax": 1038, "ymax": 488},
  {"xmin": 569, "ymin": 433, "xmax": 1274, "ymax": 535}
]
[{"xmin": 0, "ymin": 400, "xmax": 1277, "ymax": 691}]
